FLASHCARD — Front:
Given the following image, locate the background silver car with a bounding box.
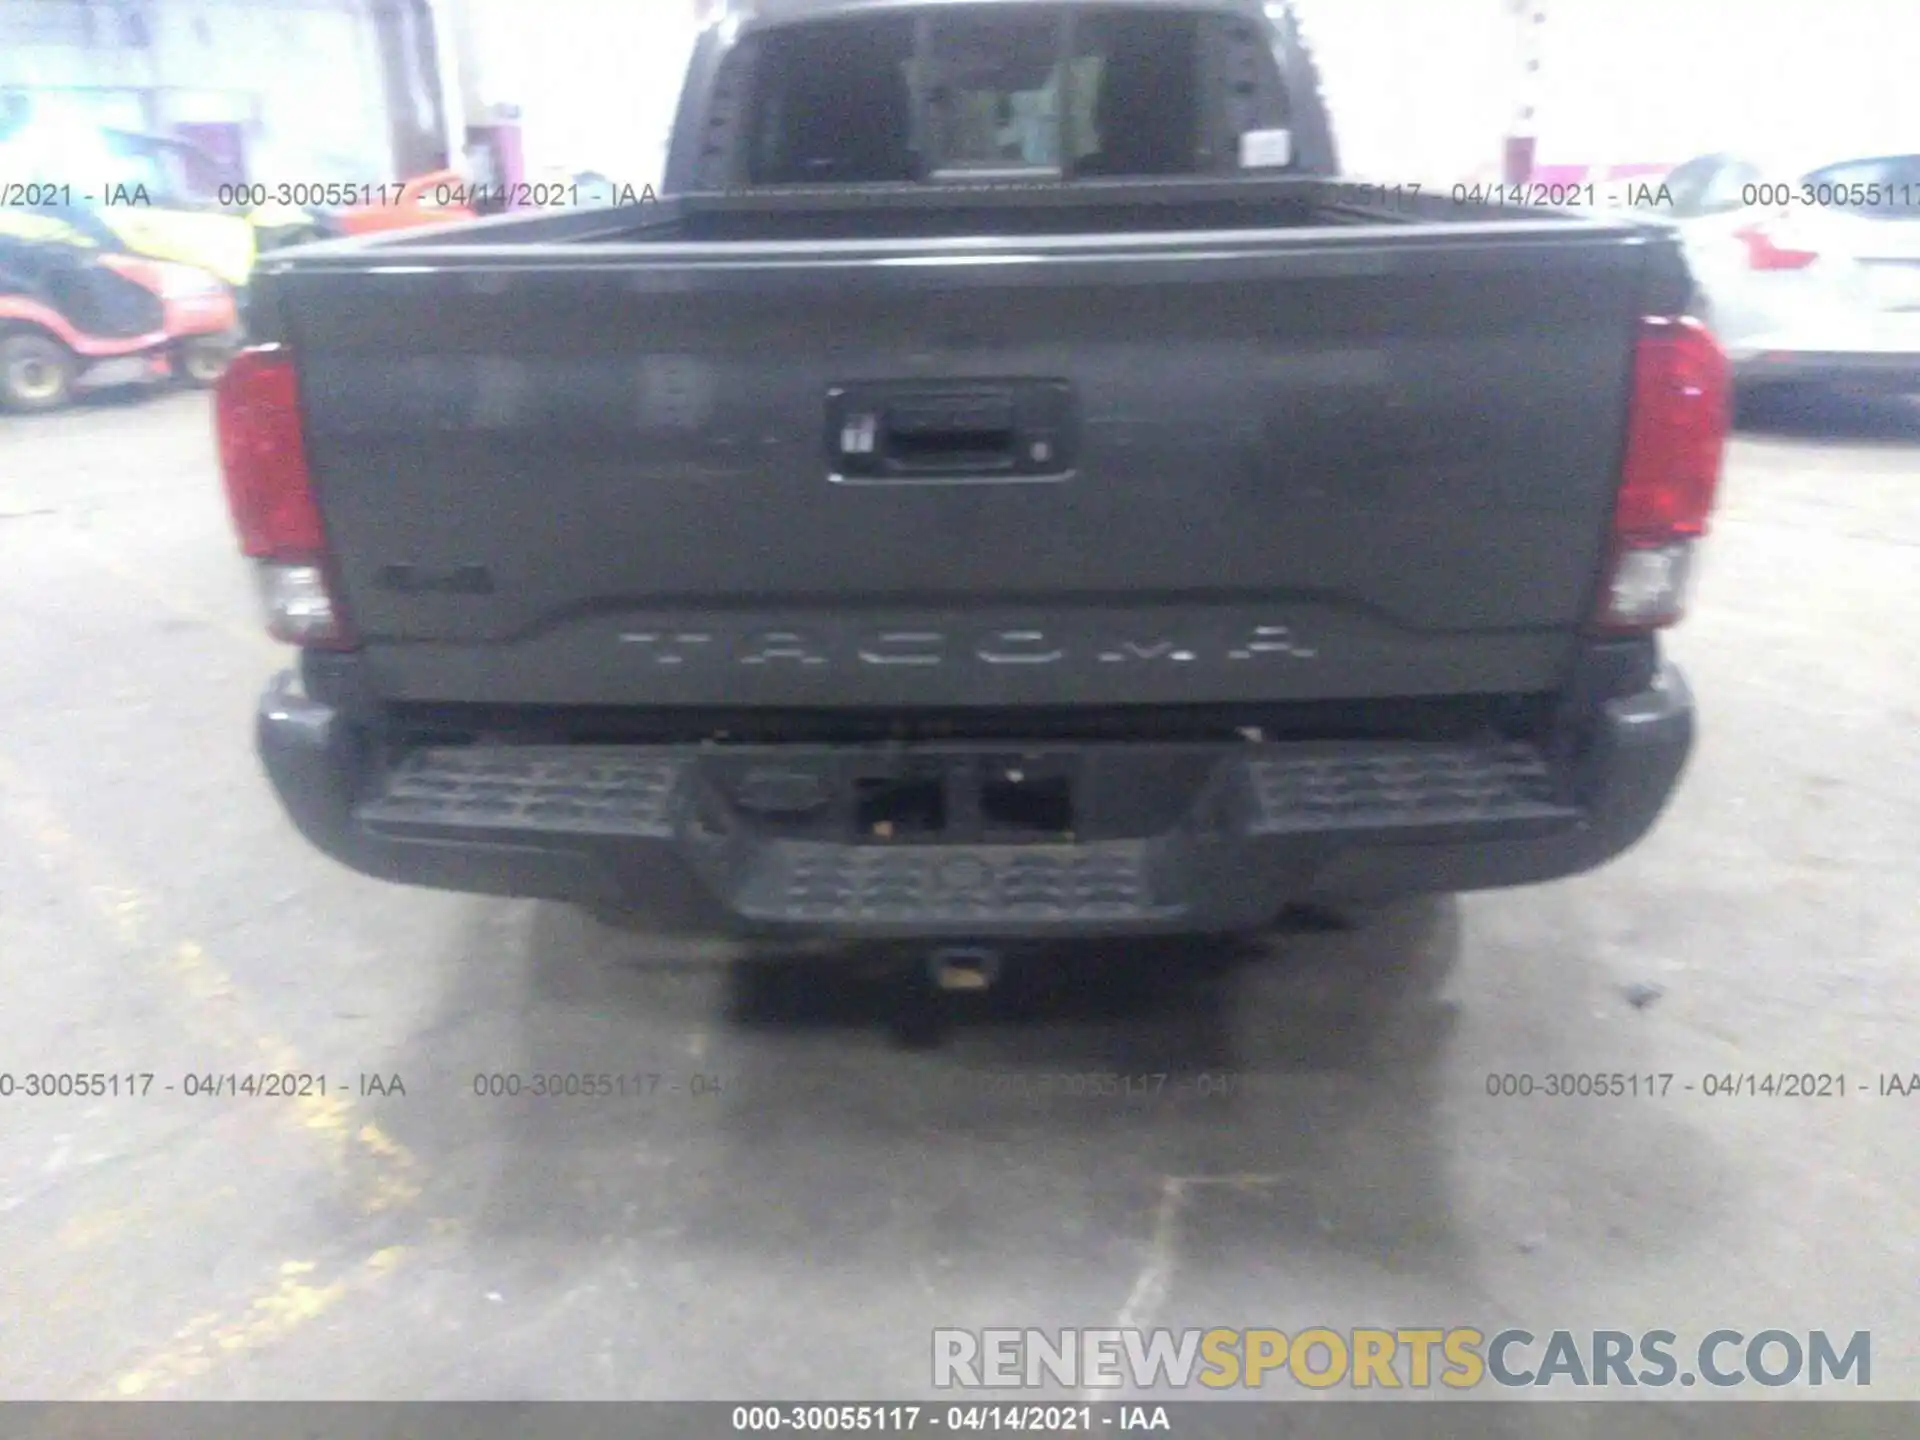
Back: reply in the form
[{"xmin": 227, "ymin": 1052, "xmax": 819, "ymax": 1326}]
[{"xmin": 1650, "ymin": 146, "xmax": 1920, "ymax": 394}]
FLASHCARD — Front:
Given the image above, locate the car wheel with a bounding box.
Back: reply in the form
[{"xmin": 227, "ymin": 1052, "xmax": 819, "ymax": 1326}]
[
  {"xmin": 175, "ymin": 336, "xmax": 234, "ymax": 388},
  {"xmin": 0, "ymin": 331, "xmax": 78, "ymax": 414}
]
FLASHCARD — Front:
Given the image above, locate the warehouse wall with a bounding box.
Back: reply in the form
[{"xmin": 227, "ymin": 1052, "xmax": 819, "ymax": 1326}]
[
  {"xmin": 1292, "ymin": 0, "xmax": 1513, "ymax": 183},
  {"xmin": 0, "ymin": 0, "xmax": 394, "ymax": 184},
  {"xmin": 448, "ymin": 0, "xmax": 700, "ymax": 187},
  {"xmin": 1296, "ymin": 0, "xmax": 1918, "ymax": 183},
  {"xmin": 1529, "ymin": 0, "xmax": 1914, "ymax": 165}
]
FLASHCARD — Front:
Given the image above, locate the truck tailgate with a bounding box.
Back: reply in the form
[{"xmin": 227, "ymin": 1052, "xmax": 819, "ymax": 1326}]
[{"xmin": 273, "ymin": 221, "xmax": 1656, "ymax": 709}]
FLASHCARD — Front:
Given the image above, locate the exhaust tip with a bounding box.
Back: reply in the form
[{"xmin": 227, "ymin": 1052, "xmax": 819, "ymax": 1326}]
[{"xmin": 929, "ymin": 945, "xmax": 1001, "ymax": 992}]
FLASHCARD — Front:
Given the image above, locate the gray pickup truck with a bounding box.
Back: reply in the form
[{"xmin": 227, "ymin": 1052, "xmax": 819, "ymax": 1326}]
[{"xmin": 219, "ymin": 0, "xmax": 1729, "ymax": 962}]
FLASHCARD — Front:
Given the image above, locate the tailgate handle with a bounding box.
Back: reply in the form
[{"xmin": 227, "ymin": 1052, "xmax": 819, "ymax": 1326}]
[
  {"xmin": 829, "ymin": 379, "xmax": 1075, "ymax": 484},
  {"xmin": 882, "ymin": 390, "xmax": 1016, "ymax": 471}
]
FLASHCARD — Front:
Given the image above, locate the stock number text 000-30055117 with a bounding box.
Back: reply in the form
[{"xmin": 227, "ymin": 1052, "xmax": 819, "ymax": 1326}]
[{"xmin": 1484, "ymin": 1072, "xmax": 1857, "ymax": 1099}]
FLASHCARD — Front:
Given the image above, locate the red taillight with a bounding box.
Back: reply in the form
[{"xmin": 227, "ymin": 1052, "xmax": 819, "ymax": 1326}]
[
  {"xmin": 1735, "ymin": 220, "xmax": 1818, "ymax": 270},
  {"xmin": 215, "ymin": 346, "xmax": 320, "ymax": 556},
  {"xmin": 213, "ymin": 345, "xmax": 354, "ymax": 648},
  {"xmin": 1593, "ymin": 316, "xmax": 1731, "ymax": 633},
  {"xmin": 1616, "ymin": 317, "xmax": 1730, "ymax": 540}
]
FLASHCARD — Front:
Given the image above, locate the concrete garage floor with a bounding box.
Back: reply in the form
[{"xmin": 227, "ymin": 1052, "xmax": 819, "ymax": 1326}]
[{"xmin": 1, "ymin": 386, "xmax": 1918, "ymax": 1428}]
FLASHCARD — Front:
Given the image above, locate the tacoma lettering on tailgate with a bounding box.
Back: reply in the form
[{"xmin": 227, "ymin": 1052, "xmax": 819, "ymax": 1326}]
[{"xmin": 615, "ymin": 624, "xmax": 1318, "ymax": 668}]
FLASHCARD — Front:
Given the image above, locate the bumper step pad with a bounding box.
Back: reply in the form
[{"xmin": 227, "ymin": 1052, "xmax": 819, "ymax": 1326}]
[
  {"xmin": 359, "ymin": 746, "xmax": 684, "ymax": 837},
  {"xmin": 1245, "ymin": 742, "xmax": 1574, "ymax": 835}
]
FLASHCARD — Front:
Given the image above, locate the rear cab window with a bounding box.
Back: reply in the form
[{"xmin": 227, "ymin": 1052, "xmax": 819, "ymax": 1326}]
[{"xmin": 728, "ymin": 4, "xmax": 1295, "ymax": 188}]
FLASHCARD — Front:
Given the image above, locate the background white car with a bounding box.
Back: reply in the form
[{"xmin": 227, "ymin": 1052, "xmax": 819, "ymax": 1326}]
[{"xmin": 1651, "ymin": 146, "xmax": 1920, "ymax": 394}]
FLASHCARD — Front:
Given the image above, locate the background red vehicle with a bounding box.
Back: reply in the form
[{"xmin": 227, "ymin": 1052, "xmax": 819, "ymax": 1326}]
[
  {"xmin": 98, "ymin": 251, "xmax": 242, "ymax": 386},
  {"xmin": 325, "ymin": 168, "xmax": 478, "ymax": 237},
  {"xmin": 0, "ymin": 237, "xmax": 239, "ymax": 413}
]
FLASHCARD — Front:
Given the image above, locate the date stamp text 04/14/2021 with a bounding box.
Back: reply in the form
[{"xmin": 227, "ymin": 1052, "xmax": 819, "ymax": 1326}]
[{"xmin": 1484, "ymin": 1071, "xmax": 1920, "ymax": 1098}]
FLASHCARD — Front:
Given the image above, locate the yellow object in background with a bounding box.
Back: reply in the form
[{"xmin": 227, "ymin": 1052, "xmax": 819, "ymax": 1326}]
[
  {"xmin": 0, "ymin": 209, "xmax": 97, "ymax": 247},
  {"xmin": 92, "ymin": 207, "xmax": 257, "ymax": 290}
]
